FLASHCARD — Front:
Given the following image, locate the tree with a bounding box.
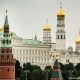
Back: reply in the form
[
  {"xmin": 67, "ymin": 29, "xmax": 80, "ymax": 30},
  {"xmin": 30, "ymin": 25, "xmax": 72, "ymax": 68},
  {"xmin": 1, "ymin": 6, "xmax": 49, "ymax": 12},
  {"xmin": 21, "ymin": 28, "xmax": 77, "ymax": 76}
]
[
  {"xmin": 59, "ymin": 63, "xmax": 69, "ymax": 80},
  {"xmin": 15, "ymin": 60, "xmax": 22, "ymax": 79},
  {"xmin": 59, "ymin": 62, "xmax": 65, "ymax": 71},
  {"xmin": 75, "ymin": 63, "xmax": 80, "ymax": 77},
  {"xmin": 44, "ymin": 66, "xmax": 52, "ymax": 80},
  {"xmin": 65, "ymin": 63, "xmax": 74, "ymax": 71}
]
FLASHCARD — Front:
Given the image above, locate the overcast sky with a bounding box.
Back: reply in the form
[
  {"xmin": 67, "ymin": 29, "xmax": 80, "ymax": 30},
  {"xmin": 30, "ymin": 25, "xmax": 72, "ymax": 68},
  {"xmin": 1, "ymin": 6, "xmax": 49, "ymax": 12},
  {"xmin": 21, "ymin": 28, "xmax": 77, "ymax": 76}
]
[{"xmin": 0, "ymin": 0, "xmax": 80, "ymax": 49}]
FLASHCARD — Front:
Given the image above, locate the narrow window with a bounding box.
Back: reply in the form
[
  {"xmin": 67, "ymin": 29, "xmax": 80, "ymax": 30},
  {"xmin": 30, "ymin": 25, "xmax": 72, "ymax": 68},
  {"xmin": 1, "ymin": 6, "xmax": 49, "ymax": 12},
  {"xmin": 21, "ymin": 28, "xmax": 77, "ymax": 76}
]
[
  {"xmin": 7, "ymin": 68, "xmax": 9, "ymax": 72},
  {"xmin": 61, "ymin": 35, "xmax": 63, "ymax": 39},
  {"xmin": 58, "ymin": 35, "xmax": 59, "ymax": 39}
]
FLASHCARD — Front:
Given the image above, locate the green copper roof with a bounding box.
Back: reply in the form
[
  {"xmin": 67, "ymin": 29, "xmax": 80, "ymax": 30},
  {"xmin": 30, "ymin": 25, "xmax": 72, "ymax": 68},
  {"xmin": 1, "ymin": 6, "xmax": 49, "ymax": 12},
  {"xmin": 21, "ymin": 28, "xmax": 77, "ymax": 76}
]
[
  {"xmin": 22, "ymin": 39, "xmax": 47, "ymax": 46},
  {"xmin": 0, "ymin": 32, "xmax": 3, "ymax": 38},
  {"xmin": 4, "ymin": 11, "xmax": 9, "ymax": 27},
  {"xmin": 0, "ymin": 31, "xmax": 18, "ymax": 38},
  {"xmin": 54, "ymin": 59, "xmax": 60, "ymax": 67},
  {"xmin": 22, "ymin": 39, "xmax": 45, "ymax": 46}
]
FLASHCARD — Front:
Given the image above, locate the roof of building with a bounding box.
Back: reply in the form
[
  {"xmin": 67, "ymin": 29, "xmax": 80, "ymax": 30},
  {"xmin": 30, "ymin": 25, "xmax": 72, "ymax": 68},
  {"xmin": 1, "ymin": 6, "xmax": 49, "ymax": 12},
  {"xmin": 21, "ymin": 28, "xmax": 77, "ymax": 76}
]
[
  {"xmin": 43, "ymin": 19, "xmax": 51, "ymax": 30},
  {"xmin": 75, "ymin": 31, "xmax": 80, "ymax": 44},
  {"xmin": 4, "ymin": 10, "xmax": 9, "ymax": 27},
  {"xmin": 0, "ymin": 27, "xmax": 18, "ymax": 38},
  {"xmin": 57, "ymin": 2, "xmax": 65, "ymax": 16},
  {"xmin": 57, "ymin": 8, "xmax": 64, "ymax": 16},
  {"xmin": 22, "ymin": 39, "xmax": 46, "ymax": 46}
]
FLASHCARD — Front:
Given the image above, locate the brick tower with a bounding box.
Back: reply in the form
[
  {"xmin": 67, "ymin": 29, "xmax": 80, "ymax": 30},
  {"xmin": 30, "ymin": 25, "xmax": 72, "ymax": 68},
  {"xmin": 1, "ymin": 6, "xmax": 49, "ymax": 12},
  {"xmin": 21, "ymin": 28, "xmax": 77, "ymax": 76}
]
[
  {"xmin": 51, "ymin": 59, "xmax": 63, "ymax": 80},
  {"xmin": 0, "ymin": 11, "xmax": 16, "ymax": 80}
]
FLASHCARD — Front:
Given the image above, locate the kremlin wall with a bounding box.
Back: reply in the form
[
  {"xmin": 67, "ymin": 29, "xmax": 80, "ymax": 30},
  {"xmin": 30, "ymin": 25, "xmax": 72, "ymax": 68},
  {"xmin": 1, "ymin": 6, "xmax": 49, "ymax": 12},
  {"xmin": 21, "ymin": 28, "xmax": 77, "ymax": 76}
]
[{"xmin": 0, "ymin": 3, "xmax": 80, "ymax": 70}]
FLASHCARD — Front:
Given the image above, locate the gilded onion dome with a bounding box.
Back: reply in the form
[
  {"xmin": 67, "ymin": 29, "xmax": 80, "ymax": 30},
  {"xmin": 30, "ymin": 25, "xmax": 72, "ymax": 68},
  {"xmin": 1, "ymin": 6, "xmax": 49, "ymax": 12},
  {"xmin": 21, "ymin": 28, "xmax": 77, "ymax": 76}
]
[
  {"xmin": 75, "ymin": 31, "xmax": 80, "ymax": 44},
  {"xmin": 57, "ymin": 1, "xmax": 65, "ymax": 16},
  {"xmin": 57, "ymin": 8, "xmax": 64, "ymax": 16},
  {"xmin": 0, "ymin": 27, "xmax": 4, "ymax": 32},
  {"xmin": 43, "ymin": 19, "xmax": 51, "ymax": 31}
]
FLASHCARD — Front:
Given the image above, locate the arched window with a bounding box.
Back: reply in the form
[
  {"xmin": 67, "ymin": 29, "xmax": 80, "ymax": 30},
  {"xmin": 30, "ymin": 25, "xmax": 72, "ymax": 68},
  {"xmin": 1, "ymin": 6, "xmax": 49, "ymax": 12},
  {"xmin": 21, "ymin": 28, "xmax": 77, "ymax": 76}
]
[
  {"xmin": 58, "ymin": 35, "xmax": 59, "ymax": 39},
  {"xmin": 7, "ymin": 68, "xmax": 9, "ymax": 72},
  {"xmin": 13, "ymin": 68, "xmax": 14, "ymax": 72},
  {"xmin": 6, "ymin": 39, "xmax": 8, "ymax": 44},
  {"xmin": 6, "ymin": 49, "xmax": 9, "ymax": 53},
  {"xmin": 61, "ymin": 35, "xmax": 63, "ymax": 39},
  {"xmin": 2, "ymin": 55, "xmax": 4, "ymax": 58},
  {"xmin": 9, "ymin": 40, "xmax": 11, "ymax": 44},
  {"xmin": 2, "ymin": 40, "xmax": 5, "ymax": 44},
  {"xmin": 64, "ymin": 35, "xmax": 65, "ymax": 39},
  {"xmin": 2, "ymin": 49, "xmax": 5, "ymax": 53},
  {"xmin": 7, "ymin": 55, "xmax": 9, "ymax": 59}
]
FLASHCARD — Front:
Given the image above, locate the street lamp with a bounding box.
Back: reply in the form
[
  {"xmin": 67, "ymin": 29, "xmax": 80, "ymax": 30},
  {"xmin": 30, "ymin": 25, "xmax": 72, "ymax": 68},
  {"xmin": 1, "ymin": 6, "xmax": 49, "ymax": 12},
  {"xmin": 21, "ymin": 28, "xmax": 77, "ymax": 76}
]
[
  {"xmin": 45, "ymin": 69, "xmax": 49, "ymax": 80},
  {"xmin": 25, "ymin": 70, "xmax": 29, "ymax": 80},
  {"xmin": 69, "ymin": 70, "xmax": 73, "ymax": 80}
]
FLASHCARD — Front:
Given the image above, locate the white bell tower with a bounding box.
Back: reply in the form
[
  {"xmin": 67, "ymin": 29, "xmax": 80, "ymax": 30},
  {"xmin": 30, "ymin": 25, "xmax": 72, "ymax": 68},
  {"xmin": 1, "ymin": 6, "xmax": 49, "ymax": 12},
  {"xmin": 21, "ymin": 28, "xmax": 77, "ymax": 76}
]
[
  {"xmin": 43, "ymin": 19, "xmax": 51, "ymax": 45},
  {"xmin": 56, "ymin": 1, "xmax": 66, "ymax": 51}
]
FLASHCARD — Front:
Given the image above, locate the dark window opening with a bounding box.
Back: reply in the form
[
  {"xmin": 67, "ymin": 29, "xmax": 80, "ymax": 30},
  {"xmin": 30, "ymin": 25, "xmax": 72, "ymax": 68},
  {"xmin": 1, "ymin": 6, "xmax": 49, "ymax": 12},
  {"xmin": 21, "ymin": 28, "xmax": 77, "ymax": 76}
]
[
  {"xmin": 6, "ymin": 39, "xmax": 8, "ymax": 44},
  {"xmin": 13, "ymin": 68, "xmax": 14, "ymax": 72},
  {"xmin": 2, "ymin": 55, "xmax": 4, "ymax": 58},
  {"xmin": 7, "ymin": 55, "xmax": 9, "ymax": 59},
  {"xmin": 2, "ymin": 49, "xmax": 5, "ymax": 53},
  {"xmin": 61, "ymin": 35, "xmax": 63, "ymax": 39},
  {"xmin": 2, "ymin": 40, "xmax": 5, "ymax": 44},
  {"xmin": 7, "ymin": 68, "xmax": 9, "ymax": 72},
  {"xmin": 6, "ymin": 49, "xmax": 9, "ymax": 53},
  {"xmin": 58, "ymin": 35, "xmax": 59, "ymax": 39},
  {"xmin": 64, "ymin": 35, "xmax": 65, "ymax": 39}
]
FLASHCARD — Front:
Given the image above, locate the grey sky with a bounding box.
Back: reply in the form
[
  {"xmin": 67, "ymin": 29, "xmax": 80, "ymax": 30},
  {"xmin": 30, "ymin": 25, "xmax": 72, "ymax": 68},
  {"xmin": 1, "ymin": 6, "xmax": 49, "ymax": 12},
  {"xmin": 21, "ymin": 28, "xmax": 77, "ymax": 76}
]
[{"xmin": 0, "ymin": 0, "xmax": 80, "ymax": 49}]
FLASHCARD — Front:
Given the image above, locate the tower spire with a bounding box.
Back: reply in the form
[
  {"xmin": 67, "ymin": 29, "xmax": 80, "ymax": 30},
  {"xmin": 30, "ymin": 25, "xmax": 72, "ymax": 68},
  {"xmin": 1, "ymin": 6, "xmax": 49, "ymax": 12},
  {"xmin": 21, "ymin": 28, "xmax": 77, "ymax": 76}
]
[
  {"xmin": 4, "ymin": 10, "xmax": 9, "ymax": 27},
  {"xmin": 57, "ymin": 0, "xmax": 64, "ymax": 16},
  {"xmin": 46, "ymin": 18, "xmax": 48, "ymax": 25},
  {"xmin": 34, "ymin": 33, "xmax": 37, "ymax": 41},
  {"xmin": 59, "ymin": 0, "xmax": 62, "ymax": 9},
  {"xmin": 79, "ymin": 30, "xmax": 80, "ymax": 35},
  {"xmin": 4, "ymin": 10, "xmax": 9, "ymax": 33},
  {"xmin": 6, "ymin": 10, "xmax": 7, "ymax": 14}
]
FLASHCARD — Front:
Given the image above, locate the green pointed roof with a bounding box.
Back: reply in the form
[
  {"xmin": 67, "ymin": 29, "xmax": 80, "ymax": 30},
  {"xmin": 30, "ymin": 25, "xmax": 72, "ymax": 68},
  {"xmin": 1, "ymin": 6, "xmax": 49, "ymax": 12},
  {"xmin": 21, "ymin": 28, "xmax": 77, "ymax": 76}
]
[
  {"xmin": 4, "ymin": 10, "xmax": 9, "ymax": 27},
  {"xmin": 54, "ymin": 59, "xmax": 60, "ymax": 67},
  {"xmin": 34, "ymin": 34, "xmax": 37, "ymax": 41}
]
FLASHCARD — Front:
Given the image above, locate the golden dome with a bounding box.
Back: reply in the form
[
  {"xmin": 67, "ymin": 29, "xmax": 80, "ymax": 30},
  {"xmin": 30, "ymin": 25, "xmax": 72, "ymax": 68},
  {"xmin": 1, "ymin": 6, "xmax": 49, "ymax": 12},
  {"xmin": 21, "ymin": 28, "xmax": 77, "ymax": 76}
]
[
  {"xmin": 43, "ymin": 25, "xmax": 51, "ymax": 30},
  {"xmin": 75, "ymin": 32, "xmax": 80, "ymax": 44},
  {"xmin": 0, "ymin": 27, "xmax": 4, "ymax": 32},
  {"xmin": 57, "ymin": 8, "xmax": 64, "ymax": 16},
  {"xmin": 43, "ymin": 19, "xmax": 51, "ymax": 30}
]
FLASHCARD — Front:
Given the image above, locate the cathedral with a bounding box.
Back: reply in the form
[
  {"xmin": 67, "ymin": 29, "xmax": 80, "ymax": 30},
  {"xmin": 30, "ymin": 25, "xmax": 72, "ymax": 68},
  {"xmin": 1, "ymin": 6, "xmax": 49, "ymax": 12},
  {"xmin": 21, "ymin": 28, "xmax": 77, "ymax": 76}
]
[{"xmin": 0, "ymin": 2, "xmax": 80, "ymax": 70}]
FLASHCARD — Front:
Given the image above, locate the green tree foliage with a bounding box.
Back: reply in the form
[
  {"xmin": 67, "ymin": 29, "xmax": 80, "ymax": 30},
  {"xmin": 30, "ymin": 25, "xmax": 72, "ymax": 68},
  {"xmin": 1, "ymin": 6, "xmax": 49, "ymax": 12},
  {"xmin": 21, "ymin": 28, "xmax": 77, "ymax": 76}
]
[
  {"xmin": 65, "ymin": 63, "xmax": 74, "ymax": 71},
  {"xmin": 75, "ymin": 63, "xmax": 80, "ymax": 77},
  {"xmin": 15, "ymin": 60, "xmax": 22, "ymax": 79},
  {"xmin": 15, "ymin": 61, "xmax": 80, "ymax": 80},
  {"xmin": 44, "ymin": 66, "xmax": 52, "ymax": 80}
]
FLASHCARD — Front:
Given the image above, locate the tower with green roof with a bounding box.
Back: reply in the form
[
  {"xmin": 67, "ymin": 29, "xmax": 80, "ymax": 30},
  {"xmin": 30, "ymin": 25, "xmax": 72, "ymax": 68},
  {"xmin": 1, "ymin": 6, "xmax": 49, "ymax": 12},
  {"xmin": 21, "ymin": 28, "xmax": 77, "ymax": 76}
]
[
  {"xmin": 0, "ymin": 10, "xmax": 16, "ymax": 80},
  {"xmin": 51, "ymin": 60, "xmax": 63, "ymax": 80}
]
